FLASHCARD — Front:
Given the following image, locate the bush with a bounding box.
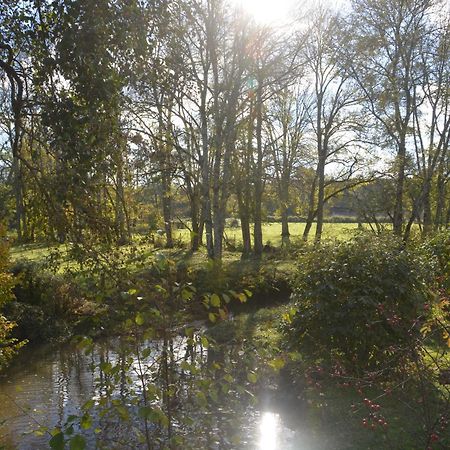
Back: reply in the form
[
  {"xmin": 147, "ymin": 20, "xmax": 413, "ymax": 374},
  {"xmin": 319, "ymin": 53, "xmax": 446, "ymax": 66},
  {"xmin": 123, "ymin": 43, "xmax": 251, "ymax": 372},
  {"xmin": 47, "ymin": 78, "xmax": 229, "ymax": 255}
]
[
  {"xmin": 0, "ymin": 225, "xmax": 26, "ymax": 369},
  {"xmin": 420, "ymin": 229, "xmax": 450, "ymax": 288},
  {"xmin": 7, "ymin": 261, "xmax": 85, "ymax": 341},
  {"xmin": 285, "ymin": 234, "xmax": 434, "ymax": 374}
]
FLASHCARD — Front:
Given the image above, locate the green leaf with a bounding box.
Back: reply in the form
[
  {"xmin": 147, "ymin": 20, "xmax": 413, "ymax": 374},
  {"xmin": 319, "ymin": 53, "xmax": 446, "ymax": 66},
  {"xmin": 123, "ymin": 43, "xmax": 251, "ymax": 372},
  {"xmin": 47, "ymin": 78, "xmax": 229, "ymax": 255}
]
[
  {"xmin": 201, "ymin": 336, "xmax": 209, "ymax": 348},
  {"xmin": 210, "ymin": 293, "xmax": 221, "ymax": 307},
  {"xmin": 222, "ymin": 293, "xmax": 231, "ymax": 304},
  {"xmin": 184, "ymin": 327, "xmax": 194, "ymax": 338},
  {"xmin": 238, "ymin": 293, "xmax": 247, "ymax": 303},
  {"xmin": 247, "ymin": 372, "xmax": 258, "ymax": 383},
  {"xmin": 135, "ymin": 312, "xmax": 145, "ymax": 326},
  {"xmin": 268, "ymin": 357, "xmax": 286, "ymax": 371},
  {"xmin": 138, "ymin": 406, "xmax": 153, "ymax": 419},
  {"xmin": 80, "ymin": 413, "xmax": 92, "ymax": 430},
  {"xmin": 49, "ymin": 432, "xmax": 65, "ymax": 450},
  {"xmin": 69, "ymin": 435, "xmax": 86, "ymax": 450},
  {"xmin": 208, "ymin": 312, "xmax": 216, "ymax": 323},
  {"xmin": 244, "ymin": 289, "xmax": 253, "ymax": 298},
  {"xmin": 181, "ymin": 288, "xmax": 193, "ymax": 301},
  {"xmin": 115, "ymin": 405, "xmax": 129, "ymax": 421}
]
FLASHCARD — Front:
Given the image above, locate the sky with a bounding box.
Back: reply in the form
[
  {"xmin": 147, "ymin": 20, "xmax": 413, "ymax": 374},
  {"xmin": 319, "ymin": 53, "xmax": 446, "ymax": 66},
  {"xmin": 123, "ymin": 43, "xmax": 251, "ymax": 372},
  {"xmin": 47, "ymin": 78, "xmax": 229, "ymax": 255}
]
[{"xmin": 230, "ymin": 0, "xmax": 348, "ymax": 25}]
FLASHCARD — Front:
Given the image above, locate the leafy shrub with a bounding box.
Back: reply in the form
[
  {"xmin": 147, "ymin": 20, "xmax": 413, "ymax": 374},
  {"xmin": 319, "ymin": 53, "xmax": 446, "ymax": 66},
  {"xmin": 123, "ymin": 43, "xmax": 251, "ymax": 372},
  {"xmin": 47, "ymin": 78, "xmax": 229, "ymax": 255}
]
[
  {"xmin": 285, "ymin": 234, "xmax": 434, "ymax": 374},
  {"xmin": 7, "ymin": 261, "xmax": 85, "ymax": 341},
  {"xmin": 420, "ymin": 229, "xmax": 450, "ymax": 288},
  {"xmin": 0, "ymin": 225, "xmax": 26, "ymax": 369}
]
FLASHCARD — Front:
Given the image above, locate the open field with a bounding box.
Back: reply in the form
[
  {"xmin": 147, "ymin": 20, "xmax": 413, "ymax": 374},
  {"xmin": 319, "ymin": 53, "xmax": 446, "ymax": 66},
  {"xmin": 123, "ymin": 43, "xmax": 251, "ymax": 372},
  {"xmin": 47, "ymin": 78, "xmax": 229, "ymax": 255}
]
[{"xmin": 10, "ymin": 222, "xmax": 363, "ymax": 263}]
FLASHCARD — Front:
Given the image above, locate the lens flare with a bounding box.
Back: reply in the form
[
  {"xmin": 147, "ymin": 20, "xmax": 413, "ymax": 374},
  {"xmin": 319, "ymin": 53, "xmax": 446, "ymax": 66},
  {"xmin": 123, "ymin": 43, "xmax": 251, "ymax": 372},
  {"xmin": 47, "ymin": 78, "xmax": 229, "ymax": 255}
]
[{"xmin": 259, "ymin": 411, "xmax": 280, "ymax": 450}]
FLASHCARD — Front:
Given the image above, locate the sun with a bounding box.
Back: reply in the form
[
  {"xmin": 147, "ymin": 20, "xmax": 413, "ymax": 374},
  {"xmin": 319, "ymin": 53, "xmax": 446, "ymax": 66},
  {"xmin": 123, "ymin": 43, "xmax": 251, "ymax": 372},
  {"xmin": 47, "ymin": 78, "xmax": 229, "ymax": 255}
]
[{"xmin": 231, "ymin": 0, "xmax": 296, "ymax": 25}]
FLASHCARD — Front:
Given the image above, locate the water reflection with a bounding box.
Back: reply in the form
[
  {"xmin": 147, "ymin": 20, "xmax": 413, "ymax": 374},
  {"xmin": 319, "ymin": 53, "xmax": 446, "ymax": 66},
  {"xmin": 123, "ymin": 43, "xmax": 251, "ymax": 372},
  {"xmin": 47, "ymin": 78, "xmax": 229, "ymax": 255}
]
[
  {"xmin": 0, "ymin": 339, "xmax": 300, "ymax": 449},
  {"xmin": 259, "ymin": 411, "xmax": 280, "ymax": 450}
]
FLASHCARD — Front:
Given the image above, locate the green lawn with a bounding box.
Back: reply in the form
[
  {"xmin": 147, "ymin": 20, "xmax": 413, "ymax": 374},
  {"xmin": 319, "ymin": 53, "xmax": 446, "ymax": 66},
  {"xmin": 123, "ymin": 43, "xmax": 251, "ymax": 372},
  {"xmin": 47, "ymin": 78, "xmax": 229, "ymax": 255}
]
[
  {"xmin": 173, "ymin": 222, "xmax": 362, "ymax": 246},
  {"xmin": 10, "ymin": 222, "xmax": 361, "ymax": 264}
]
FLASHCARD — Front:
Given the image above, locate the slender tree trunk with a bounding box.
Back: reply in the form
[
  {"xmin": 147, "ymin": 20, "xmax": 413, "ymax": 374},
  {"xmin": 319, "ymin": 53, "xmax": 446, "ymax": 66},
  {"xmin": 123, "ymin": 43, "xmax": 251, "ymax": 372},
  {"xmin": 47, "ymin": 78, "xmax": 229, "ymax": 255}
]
[
  {"xmin": 422, "ymin": 178, "xmax": 432, "ymax": 236},
  {"xmin": 190, "ymin": 196, "xmax": 200, "ymax": 252},
  {"xmin": 315, "ymin": 154, "xmax": 326, "ymax": 241},
  {"xmin": 253, "ymin": 83, "xmax": 264, "ymax": 257},
  {"xmin": 393, "ymin": 140, "xmax": 407, "ymax": 235},
  {"xmin": 303, "ymin": 174, "xmax": 317, "ymax": 241},
  {"xmin": 12, "ymin": 156, "xmax": 27, "ymax": 242},
  {"xmin": 115, "ymin": 151, "xmax": 128, "ymax": 245},
  {"xmin": 236, "ymin": 186, "xmax": 252, "ymax": 257},
  {"xmin": 162, "ymin": 171, "xmax": 173, "ymax": 248},
  {"xmin": 200, "ymin": 80, "xmax": 214, "ymax": 258},
  {"xmin": 280, "ymin": 178, "xmax": 290, "ymax": 246},
  {"xmin": 434, "ymin": 169, "xmax": 446, "ymax": 230}
]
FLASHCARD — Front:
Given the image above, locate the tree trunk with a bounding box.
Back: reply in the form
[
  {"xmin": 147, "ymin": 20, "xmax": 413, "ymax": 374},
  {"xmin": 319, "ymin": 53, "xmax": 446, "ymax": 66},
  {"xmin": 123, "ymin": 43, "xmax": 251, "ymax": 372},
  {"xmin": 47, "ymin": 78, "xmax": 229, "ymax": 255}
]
[
  {"xmin": 253, "ymin": 83, "xmax": 264, "ymax": 257},
  {"xmin": 280, "ymin": 181, "xmax": 290, "ymax": 246},
  {"xmin": 422, "ymin": 178, "xmax": 432, "ymax": 236},
  {"xmin": 162, "ymin": 171, "xmax": 173, "ymax": 248},
  {"xmin": 236, "ymin": 186, "xmax": 252, "ymax": 257},
  {"xmin": 12, "ymin": 156, "xmax": 27, "ymax": 242},
  {"xmin": 315, "ymin": 154, "xmax": 326, "ymax": 242},
  {"xmin": 115, "ymin": 151, "xmax": 128, "ymax": 245},
  {"xmin": 393, "ymin": 140, "xmax": 406, "ymax": 235},
  {"xmin": 190, "ymin": 197, "xmax": 200, "ymax": 252},
  {"xmin": 434, "ymin": 171, "xmax": 446, "ymax": 230}
]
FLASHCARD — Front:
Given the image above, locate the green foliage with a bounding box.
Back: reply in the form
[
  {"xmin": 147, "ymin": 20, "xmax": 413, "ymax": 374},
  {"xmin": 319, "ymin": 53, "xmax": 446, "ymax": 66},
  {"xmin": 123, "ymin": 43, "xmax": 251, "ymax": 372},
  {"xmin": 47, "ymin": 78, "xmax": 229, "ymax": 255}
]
[
  {"xmin": 420, "ymin": 229, "xmax": 450, "ymax": 288},
  {"xmin": 0, "ymin": 224, "xmax": 26, "ymax": 369},
  {"xmin": 7, "ymin": 260, "xmax": 85, "ymax": 341},
  {"xmin": 286, "ymin": 234, "xmax": 434, "ymax": 373},
  {"xmin": 49, "ymin": 255, "xmax": 258, "ymax": 448}
]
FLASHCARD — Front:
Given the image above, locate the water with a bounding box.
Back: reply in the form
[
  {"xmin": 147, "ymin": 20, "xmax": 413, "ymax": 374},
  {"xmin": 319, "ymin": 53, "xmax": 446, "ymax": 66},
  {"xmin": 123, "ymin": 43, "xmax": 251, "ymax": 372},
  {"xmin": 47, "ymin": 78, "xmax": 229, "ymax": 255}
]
[{"xmin": 0, "ymin": 339, "xmax": 307, "ymax": 449}]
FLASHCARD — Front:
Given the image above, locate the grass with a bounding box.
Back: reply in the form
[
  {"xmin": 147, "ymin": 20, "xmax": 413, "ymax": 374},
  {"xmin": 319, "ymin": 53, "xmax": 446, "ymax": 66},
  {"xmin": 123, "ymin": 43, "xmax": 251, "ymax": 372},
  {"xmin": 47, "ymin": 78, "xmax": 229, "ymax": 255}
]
[{"xmin": 10, "ymin": 222, "xmax": 361, "ymax": 264}]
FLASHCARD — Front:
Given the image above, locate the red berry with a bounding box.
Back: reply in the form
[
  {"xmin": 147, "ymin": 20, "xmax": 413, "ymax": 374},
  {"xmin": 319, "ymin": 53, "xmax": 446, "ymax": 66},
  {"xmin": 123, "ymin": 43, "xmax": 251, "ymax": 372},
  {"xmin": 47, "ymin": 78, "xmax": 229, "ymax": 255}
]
[{"xmin": 430, "ymin": 433, "xmax": 439, "ymax": 442}]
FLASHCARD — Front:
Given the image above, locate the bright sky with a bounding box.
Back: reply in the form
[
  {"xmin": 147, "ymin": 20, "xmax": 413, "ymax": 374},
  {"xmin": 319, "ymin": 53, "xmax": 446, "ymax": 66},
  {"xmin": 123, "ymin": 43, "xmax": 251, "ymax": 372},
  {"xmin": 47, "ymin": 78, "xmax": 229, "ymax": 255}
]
[{"xmin": 230, "ymin": 0, "xmax": 348, "ymax": 25}]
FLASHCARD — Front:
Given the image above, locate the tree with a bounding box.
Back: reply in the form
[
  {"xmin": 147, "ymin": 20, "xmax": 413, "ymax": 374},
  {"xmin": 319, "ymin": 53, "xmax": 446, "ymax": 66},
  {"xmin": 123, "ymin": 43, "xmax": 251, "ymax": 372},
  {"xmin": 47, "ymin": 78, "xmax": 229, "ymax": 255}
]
[{"xmin": 348, "ymin": 0, "xmax": 435, "ymax": 236}]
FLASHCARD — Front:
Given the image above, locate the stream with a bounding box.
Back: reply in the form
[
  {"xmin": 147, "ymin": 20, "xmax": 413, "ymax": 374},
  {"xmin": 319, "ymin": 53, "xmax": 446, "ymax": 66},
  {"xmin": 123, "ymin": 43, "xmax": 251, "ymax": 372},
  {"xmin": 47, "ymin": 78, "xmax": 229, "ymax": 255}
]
[{"xmin": 0, "ymin": 338, "xmax": 313, "ymax": 449}]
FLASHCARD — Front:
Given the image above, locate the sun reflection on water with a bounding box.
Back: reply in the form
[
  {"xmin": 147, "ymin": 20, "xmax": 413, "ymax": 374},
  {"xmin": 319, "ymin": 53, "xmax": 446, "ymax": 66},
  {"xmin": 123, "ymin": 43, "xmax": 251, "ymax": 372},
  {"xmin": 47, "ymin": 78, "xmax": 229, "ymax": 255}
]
[{"xmin": 259, "ymin": 411, "xmax": 280, "ymax": 450}]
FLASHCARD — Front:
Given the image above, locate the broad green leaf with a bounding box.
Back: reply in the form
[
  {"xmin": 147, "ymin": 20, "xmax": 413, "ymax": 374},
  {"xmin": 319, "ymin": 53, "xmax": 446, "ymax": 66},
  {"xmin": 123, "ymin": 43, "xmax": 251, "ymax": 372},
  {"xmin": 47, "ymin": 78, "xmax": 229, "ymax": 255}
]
[
  {"xmin": 268, "ymin": 357, "xmax": 285, "ymax": 371},
  {"xmin": 201, "ymin": 336, "xmax": 209, "ymax": 348},
  {"xmin": 210, "ymin": 293, "xmax": 221, "ymax": 307},
  {"xmin": 247, "ymin": 372, "xmax": 258, "ymax": 383},
  {"xmin": 238, "ymin": 293, "xmax": 247, "ymax": 303},
  {"xmin": 80, "ymin": 413, "xmax": 92, "ymax": 430},
  {"xmin": 208, "ymin": 313, "xmax": 216, "ymax": 323},
  {"xmin": 49, "ymin": 432, "xmax": 64, "ymax": 450},
  {"xmin": 135, "ymin": 312, "xmax": 145, "ymax": 326},
  {"xmin": 69, "ymin": 435, "xmax": 86, "ymax": 450}
]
